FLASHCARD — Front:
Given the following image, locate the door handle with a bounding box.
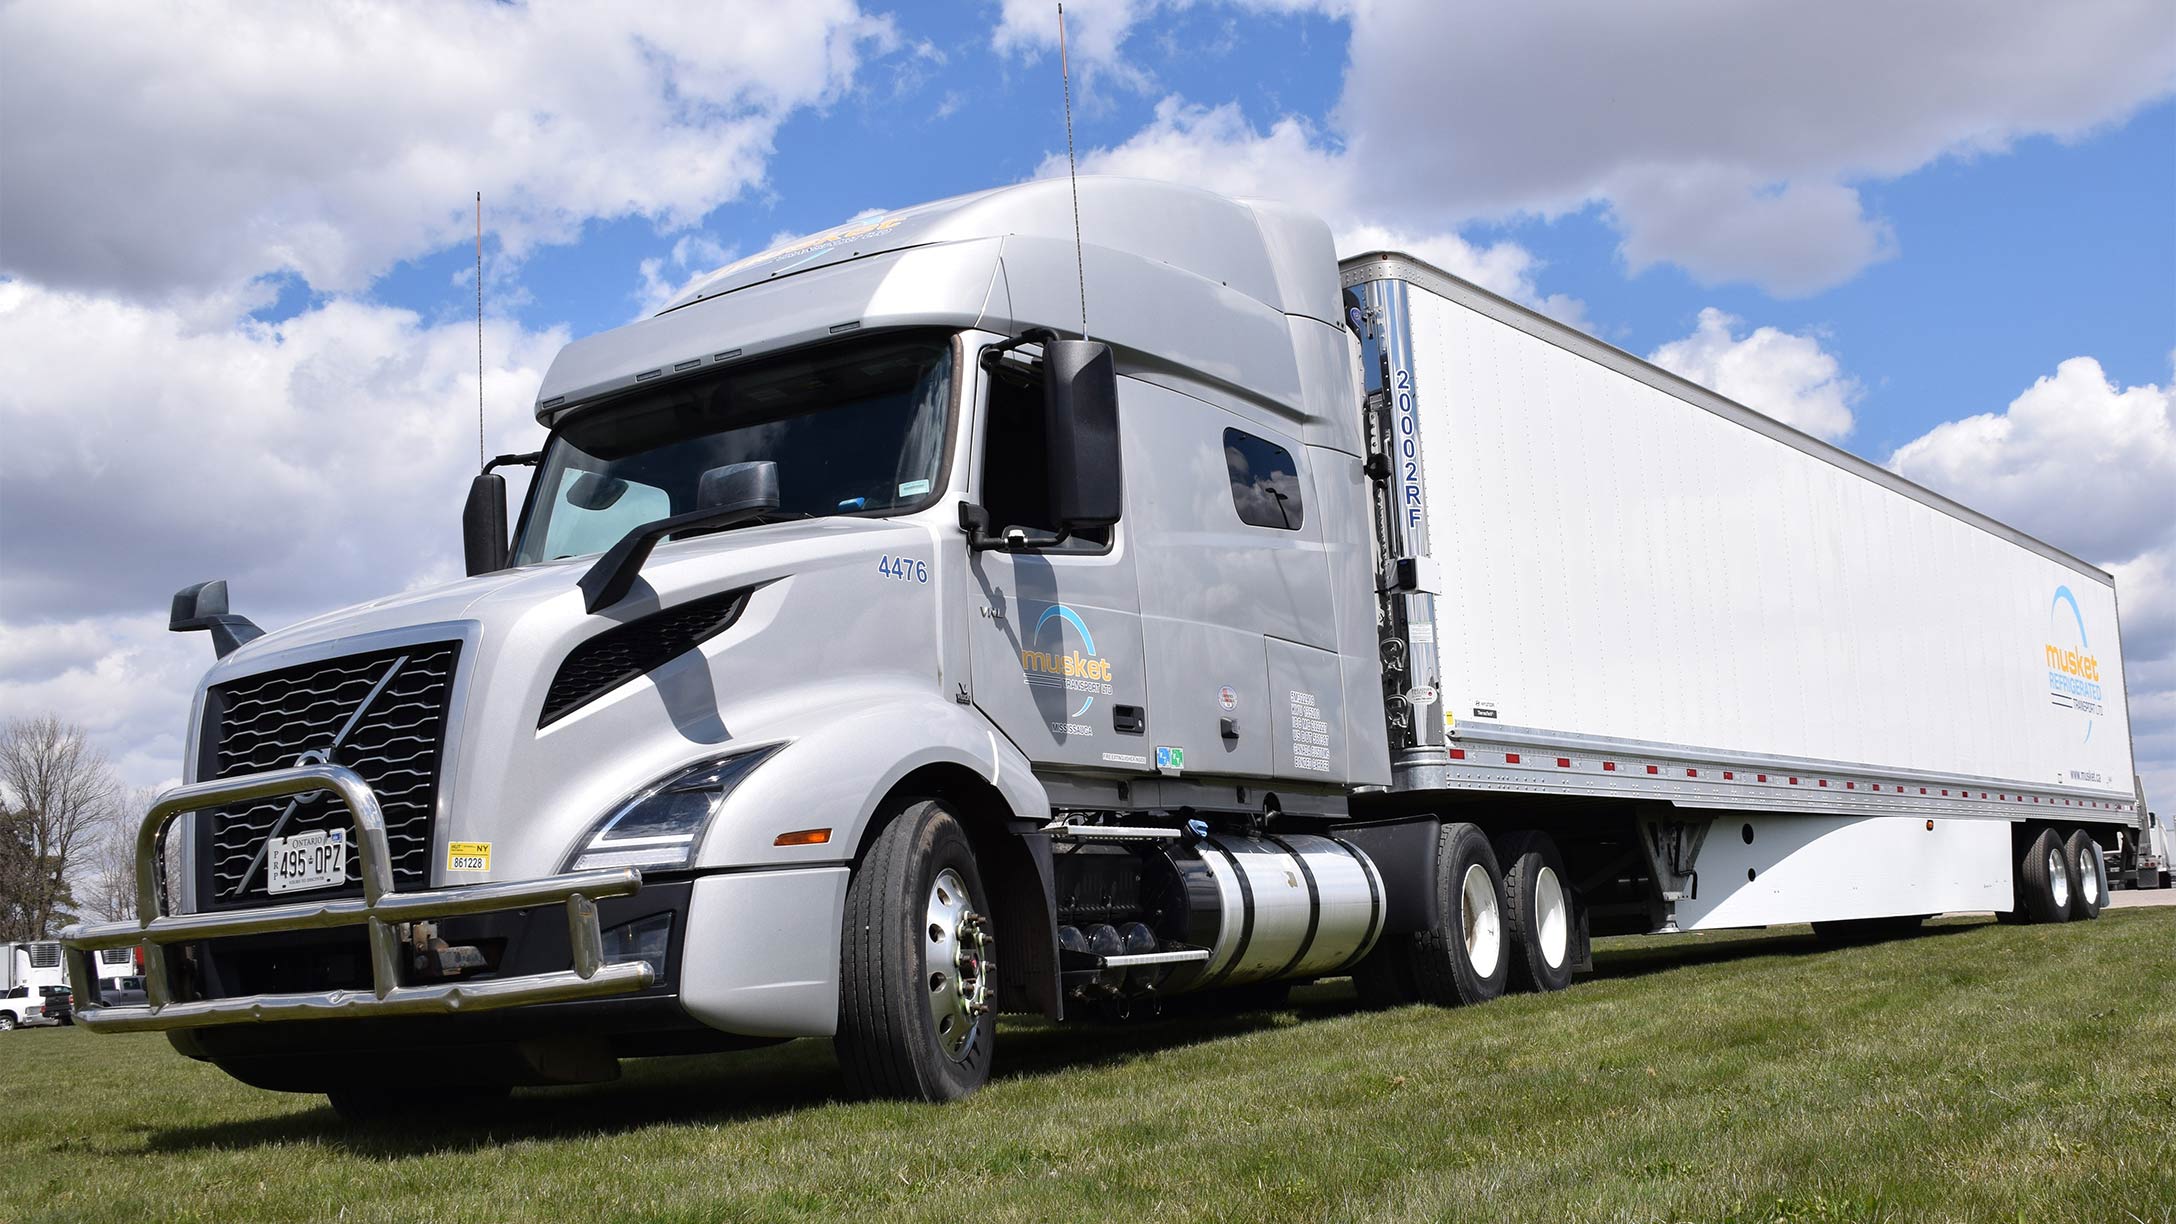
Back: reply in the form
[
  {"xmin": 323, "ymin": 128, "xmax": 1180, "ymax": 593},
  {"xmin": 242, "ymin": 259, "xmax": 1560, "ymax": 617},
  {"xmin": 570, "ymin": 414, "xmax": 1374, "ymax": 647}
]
[{"xmin": 1113, "ymin": 705, "xmax": 1145, "ymax": 735}]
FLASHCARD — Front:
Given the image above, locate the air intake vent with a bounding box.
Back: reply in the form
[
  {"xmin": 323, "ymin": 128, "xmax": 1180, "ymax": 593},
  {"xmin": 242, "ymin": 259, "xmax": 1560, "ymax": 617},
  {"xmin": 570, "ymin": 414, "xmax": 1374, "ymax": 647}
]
[{"xmin": 541, "ymin": 588, "xmax": 751, "ymax": 727}]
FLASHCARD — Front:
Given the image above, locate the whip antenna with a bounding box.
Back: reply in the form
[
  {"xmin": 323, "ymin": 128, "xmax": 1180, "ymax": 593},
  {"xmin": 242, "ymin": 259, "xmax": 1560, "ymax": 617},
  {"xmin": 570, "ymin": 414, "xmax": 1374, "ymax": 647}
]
[
  {"xmin": 1058, "ymin": 3, "xmax": 1087, "ymax": 340},
  {"xmin": 475, "ymin": 191, "xmax": 486, "ymax": 471}
]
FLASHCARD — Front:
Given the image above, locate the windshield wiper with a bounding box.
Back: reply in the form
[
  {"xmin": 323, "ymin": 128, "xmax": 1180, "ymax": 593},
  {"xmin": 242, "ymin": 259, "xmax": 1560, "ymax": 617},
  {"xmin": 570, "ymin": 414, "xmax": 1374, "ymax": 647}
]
[{"xmin": 579, "ymin": 461, "xmax": 781, "ymax": 613}]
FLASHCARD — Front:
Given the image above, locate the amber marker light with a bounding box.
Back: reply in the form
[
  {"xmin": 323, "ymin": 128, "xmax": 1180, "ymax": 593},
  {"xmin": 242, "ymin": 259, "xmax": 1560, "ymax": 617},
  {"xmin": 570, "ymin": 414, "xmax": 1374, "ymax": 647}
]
[{"xmin": 774, "ymin": 828, "xmax": 832, "ymax": 847}]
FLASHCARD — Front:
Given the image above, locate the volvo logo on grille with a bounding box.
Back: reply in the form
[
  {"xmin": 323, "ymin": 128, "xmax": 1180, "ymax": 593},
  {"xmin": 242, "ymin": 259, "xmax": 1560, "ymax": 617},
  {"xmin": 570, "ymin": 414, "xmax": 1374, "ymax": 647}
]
[{"xmin": 229, "ymin": 655, "xmax": 409, "ymax": 896}]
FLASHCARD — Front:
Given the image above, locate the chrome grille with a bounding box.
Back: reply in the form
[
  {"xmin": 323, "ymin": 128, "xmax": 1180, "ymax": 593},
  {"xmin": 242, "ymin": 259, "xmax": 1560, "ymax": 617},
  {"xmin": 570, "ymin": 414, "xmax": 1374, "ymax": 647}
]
[{"xmin": 199, "ymin": 641, "xmax": 460, "ymax": 907}]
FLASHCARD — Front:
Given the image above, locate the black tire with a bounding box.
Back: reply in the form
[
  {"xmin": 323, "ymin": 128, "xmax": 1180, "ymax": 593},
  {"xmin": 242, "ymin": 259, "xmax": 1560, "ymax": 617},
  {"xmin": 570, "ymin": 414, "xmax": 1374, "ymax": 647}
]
[
  {"xmin": 326, "ymin": 1082, "xmax": 510, "ymax": 1123},
  {"xmin": 2064, "ymin": 830, "xmax": 2105, "ymax": 920},
  {"xmin": 835, "ymin": 798, "xmax": 995, "ymax": 1102},
  {"xmin": 0, "ymin": 1013, "xmax": 16, "ymax": 1032},
  {"xmin": 1408, "ymin": 822, "xmax": 1510, "ymax": 1007},
  {"xmin": 1494, "ymin": 831, "xmax": 1576, "ymax": 994},
  {"xmin": 2019, "ymin": 827, "xmax": 2072, "ymax": 924}
]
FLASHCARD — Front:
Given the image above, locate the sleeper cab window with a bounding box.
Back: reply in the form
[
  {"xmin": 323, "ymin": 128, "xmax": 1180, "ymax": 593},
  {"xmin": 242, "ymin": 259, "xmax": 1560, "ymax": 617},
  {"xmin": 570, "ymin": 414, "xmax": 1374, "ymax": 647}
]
[{"xmin": 1224, "ymin": 428, "xmax": 1303, "ymax": 530}]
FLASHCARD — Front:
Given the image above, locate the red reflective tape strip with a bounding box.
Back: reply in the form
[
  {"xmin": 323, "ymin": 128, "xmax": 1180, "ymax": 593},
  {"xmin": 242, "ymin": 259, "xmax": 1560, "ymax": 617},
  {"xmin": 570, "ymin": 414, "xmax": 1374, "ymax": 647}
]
[
  {"xmin": 1723, "ymin": 771, "xmax": 1735, "ymax": 780},
  {"xmin": 1686, "ymin": 768, "xmax": 1699, "ymax": 777},
  {"xmin": 1449, "ymin": 748, "xmax": 1466, "ymax": 760},
  {"xmin": 1505, "ymin": 753, "xmax": 1521, "ymax": 764},
  {"xmin": 1556, "ymin": 757, "xmax": 1571, "ymax": 768},
  {"xmin": 1646, "ymin": 765, "xmax": 1660, "ymax": 775},
  {"xmin": 1603, "ymin": 761, "xmax": 1617, "ymax": 772},
  {"xmin": 1757, "ymin": 774, "xmax": 1769, "ymax": 783}
]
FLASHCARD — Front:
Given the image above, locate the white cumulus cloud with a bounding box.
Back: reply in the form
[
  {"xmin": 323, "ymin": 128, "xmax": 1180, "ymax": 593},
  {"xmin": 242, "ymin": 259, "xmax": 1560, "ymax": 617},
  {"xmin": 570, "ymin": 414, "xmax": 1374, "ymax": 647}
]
[
  {"xmin": 1890, "ymin": 357, "xmax": 2176, "ymax": 811},
  {"xmin": 1649, "ymin": 308, "xmax": 1861, "ymax": 441},
  {"xmin": 0, "ymin": 0, "xmax": 899, "ymax": 306},
  {"xmin": 0, "ymin": 281, "xmax": 566, "ymax": 787},
  {"xmin": 1052, "ymin": 0, "xmax": 2175, "ymax": 297}
]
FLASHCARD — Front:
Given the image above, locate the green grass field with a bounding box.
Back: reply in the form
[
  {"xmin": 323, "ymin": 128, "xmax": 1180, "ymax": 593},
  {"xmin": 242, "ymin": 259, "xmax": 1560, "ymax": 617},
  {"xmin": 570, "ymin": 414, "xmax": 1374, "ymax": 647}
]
[{"xmin": 4, "ymin": 911, "xmax": 2170, "ymax": 1223}]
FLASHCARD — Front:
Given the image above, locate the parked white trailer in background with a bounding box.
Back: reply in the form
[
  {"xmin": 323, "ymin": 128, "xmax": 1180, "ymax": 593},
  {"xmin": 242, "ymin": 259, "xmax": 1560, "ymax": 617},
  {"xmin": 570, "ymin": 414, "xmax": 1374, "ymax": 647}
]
[
  {"xmin": 63, "ymin": 179, "xmax": 2142, "ymax": 1112},
  {"xmin": 2, "ymin": 942, "xmax": 64, "ymax": 1030}
]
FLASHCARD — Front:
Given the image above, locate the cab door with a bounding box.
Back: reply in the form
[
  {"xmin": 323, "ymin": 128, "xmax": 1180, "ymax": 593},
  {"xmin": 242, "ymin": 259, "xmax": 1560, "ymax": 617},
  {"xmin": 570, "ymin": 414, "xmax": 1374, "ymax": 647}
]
[{"xmin": 965, "ymin": 347, "xmax": 1151, "ymax": 773}]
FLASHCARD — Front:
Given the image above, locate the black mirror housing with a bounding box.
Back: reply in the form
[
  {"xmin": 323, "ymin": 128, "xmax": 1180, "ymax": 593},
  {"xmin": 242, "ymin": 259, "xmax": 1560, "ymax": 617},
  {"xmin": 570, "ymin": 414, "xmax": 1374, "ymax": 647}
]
[
  {"xmin": 1042, "ymin": 339, "xmax": 1122, "ymax": 531},
  {"xmin": 697, "ymin": 461, "xmax": 781, "ymax": 515},
  {"xmin": 463, "ymin": 472, "xmax": 510, "ymax": 576},
  {"xmin": 170, "ymin": 579, "xmax": 264, "ymax": 658}
]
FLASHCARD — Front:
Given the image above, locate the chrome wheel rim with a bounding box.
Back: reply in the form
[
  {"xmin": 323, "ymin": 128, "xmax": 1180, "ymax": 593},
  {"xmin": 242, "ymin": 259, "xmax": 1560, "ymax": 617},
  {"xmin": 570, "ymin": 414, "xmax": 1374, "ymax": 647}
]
[
  {"xmin": 925, "ymin": 867, "xmax": 992, "ymax": 1060},
  {"xmin": 1461, "ymin": 862, "xmax": 1502, "ymax": 978},
  {"xmin": 2047, "ymin": 847, "xmax": 2070, "ymax": 910},
  {"xmin": 1533, "ymin": 865, "xmax": 1569, "ymax": 970},
  {"xmin": 2080, "ymin": 846, "xmax": 2101, "ymax": 907}
]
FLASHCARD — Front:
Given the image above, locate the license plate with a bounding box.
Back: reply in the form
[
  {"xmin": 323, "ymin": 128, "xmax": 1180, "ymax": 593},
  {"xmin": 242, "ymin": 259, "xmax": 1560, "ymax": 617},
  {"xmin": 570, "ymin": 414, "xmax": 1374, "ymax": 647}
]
[{"xmin": 266, "ymin": 828, "xmax": 348, "ymax": 894}]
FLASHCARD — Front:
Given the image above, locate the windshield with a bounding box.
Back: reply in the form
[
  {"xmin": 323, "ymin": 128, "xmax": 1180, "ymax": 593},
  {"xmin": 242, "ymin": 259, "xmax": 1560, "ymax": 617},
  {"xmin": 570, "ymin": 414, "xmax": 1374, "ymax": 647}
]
[{"xmin": 514, "ymin": 334, "xmax": 953, "ymax": 564}]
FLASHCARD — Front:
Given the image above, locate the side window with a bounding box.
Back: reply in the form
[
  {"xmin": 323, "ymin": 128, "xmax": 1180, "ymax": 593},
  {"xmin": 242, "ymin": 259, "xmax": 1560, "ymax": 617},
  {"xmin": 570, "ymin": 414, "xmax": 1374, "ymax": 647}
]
[
  {"xmin": 1224, "ymin": 428, "xmax": 1303, "ymax": 530},
  {"xmin": 979, "ymin": 356, "xmax": 1110, "ymax": 550}
]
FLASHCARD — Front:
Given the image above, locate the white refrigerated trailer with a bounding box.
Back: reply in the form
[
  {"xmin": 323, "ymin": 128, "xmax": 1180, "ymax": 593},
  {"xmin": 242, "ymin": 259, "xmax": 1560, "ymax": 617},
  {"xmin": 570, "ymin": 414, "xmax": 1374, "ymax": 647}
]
[
  {"xmin": 1342, "ymin": 253, "xmax": 2136, "ymax": 940},
  {"xmin": 64, "ymin": 179, "xmax": 2139, "ymax": 1111}
]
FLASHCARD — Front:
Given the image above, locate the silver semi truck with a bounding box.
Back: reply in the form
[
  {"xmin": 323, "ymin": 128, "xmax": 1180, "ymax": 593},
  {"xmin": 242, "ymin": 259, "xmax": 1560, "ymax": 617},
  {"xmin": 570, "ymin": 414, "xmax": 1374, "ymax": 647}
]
[{"xmin": 63, "ymin": 179, "xmax": 2140, "ymax": 1113}]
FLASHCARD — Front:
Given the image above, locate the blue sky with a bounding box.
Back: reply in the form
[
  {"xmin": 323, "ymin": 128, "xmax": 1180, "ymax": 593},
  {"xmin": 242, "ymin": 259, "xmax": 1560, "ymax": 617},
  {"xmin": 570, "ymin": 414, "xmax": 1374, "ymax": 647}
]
[{"xmin": 2, "ymin": 0, "xmax": 2172, "ymax": 805}]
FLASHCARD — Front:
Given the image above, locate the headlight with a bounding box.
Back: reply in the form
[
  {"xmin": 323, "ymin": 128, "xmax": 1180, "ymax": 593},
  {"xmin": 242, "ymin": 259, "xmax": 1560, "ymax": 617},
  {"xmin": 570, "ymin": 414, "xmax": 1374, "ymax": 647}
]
[{"xmin": 562, "ymin": 746, "xmax": 780, "ymax": 873}]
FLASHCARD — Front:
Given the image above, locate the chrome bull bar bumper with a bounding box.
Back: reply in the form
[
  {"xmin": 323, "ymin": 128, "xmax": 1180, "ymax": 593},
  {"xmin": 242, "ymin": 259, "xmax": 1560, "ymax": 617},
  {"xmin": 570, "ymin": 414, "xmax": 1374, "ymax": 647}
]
[{"xmin": 59, "ymin": 764, "xmax": 653, "ymax": 1034}]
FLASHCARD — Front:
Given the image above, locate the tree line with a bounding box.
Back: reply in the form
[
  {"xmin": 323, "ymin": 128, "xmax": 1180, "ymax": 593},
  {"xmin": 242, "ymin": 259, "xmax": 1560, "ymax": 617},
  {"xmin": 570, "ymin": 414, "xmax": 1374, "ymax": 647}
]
[{"xmin": 1, "ymin": 715, "xmax": 149, "ymax": 940}]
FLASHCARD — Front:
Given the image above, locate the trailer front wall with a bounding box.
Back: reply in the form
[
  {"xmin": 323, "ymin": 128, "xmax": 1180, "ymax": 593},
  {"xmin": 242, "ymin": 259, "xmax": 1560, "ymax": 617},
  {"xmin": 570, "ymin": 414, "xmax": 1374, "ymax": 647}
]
[{"xmin": 1401, "ymin": 284, "xmax": 2134, "ymax": 804}]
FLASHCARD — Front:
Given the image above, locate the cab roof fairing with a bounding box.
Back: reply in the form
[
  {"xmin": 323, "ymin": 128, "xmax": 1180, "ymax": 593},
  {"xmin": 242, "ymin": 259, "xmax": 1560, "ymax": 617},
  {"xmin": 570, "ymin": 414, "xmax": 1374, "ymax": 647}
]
[{"xmin": 529, "ymin": 179, "xmax": 1355, "ymax": 449}]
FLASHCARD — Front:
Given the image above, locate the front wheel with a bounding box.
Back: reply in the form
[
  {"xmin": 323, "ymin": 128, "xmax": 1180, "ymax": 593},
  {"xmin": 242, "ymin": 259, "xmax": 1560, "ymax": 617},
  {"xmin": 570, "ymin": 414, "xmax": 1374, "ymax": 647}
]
[
  {"xmin": 0, "ymin": 1013, "xmax": 16, "ymax": 1032},
  {"xmin": 835, "ymin": 798, "xmax": 995, "ymax": 1102}
]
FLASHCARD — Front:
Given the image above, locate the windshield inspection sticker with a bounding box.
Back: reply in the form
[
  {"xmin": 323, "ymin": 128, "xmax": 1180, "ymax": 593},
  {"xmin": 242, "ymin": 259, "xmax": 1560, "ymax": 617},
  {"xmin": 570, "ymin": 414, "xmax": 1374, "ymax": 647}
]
[
  {"xmin": 897, "ymin": 479, "xmax": 932, "ymax": 498},
  {"xmin": 446, "ymin": 842, "xmax": 492, "ymax": 873}
]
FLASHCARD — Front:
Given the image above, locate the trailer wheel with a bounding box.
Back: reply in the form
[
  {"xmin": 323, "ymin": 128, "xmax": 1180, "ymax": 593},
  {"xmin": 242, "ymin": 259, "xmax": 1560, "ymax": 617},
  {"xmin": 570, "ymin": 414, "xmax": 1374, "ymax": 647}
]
[
  {"xmin": 835, "ymin": 798, "xmax": 995, "ymax": 1102},
  {"xmin": 2018, "ymin": 827, "xmax": 2072, "ymax": 924},
  {"xmin": 1495, "ymin": 831, "xmax": 1575, "ymax": 993},
  {"xmin": 2064, "ymin": 831, "xmax": 2105, "ymax": 920},
  {"xmin": 1408, "ymin": 822, "xmax": 1510, "ymax": 1007}
]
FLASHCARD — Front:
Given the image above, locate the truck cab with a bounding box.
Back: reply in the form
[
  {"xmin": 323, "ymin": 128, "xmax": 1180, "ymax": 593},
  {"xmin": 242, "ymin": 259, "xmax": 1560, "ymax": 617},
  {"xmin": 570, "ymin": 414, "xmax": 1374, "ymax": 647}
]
[{"xmin": 61, "ymin": 180, "xmax": 1406, "ymax": 1110}]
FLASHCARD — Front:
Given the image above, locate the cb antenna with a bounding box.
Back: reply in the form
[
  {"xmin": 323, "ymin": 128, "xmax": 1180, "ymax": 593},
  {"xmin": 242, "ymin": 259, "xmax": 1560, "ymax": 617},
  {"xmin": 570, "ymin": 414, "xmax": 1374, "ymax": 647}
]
[
  {"xmin": 1057, "ymin": 3, "xmax": 1087, "ymax": 340},
  {"xmin": 474, "ymin": 191, "xmax": 486, "ymax": 471}
]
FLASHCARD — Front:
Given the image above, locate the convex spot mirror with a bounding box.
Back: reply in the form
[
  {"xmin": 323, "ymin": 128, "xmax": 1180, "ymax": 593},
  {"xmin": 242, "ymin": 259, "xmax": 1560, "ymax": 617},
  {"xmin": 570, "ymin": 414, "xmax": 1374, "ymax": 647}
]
[{"xmin": 1041, "ymin": 338, "xmax": 1121, "ymax": 532}]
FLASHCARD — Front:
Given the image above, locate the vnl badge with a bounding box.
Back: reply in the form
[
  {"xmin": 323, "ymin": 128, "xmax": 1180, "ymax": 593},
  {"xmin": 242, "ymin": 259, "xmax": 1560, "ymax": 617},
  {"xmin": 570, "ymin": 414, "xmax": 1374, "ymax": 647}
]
[{"xmin": 1155, "ymin": 746, "xmax": 1185, "ymax": 775}]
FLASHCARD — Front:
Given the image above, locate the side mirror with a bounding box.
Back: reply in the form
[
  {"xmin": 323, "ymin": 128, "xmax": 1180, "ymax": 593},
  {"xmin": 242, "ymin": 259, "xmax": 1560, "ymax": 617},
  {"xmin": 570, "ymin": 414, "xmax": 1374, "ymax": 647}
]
[
  {"xmin": 697, "ymin": 460, "xmax": 781, "ymax": 515},
  {"xmin": 169, "ymin": 580, "xmax": 263, "ymax": 658},
  {"xmin": 463, "ymin": 472, "xmax": 509, "ymax": 575},
  {"xmin": 1042, "ymin": 339, "xmax": 1122, "ymax": 531}
]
